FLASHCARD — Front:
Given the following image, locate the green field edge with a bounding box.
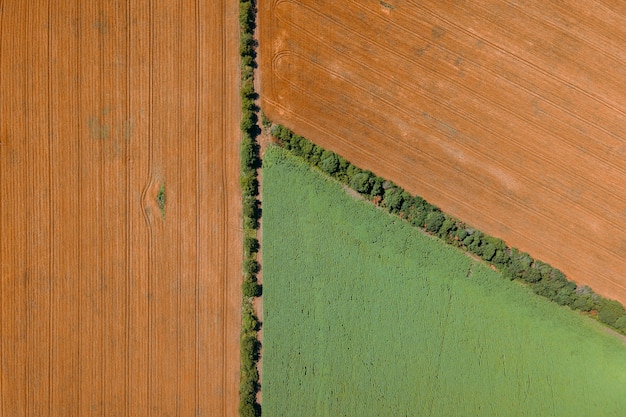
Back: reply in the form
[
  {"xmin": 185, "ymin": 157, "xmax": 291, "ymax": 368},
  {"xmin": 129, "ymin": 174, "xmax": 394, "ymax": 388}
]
[
  {"xmin": 265, "ymin": 123, "xmax": 626, "ymax": 338},
  {"xmin": 261, "ymin": 144, "xmax": 626, "ymax": 417}
]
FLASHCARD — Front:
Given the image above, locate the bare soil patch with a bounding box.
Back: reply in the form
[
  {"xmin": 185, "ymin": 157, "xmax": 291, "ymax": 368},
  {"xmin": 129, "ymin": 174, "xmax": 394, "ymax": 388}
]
[{"xmin": 259, "ymin": 0, "xmax": 626, "ymax": 305}]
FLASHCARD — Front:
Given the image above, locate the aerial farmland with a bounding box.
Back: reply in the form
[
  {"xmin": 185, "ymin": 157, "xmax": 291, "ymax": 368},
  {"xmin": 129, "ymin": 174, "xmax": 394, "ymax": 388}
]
[
  {"xmin": 258, "ymin": 0, "xmax": 626, "ymax": 415},
  {"xmin": 0, "ymin": 1, "xmax": 241, "ymax": 415},
  {"xmin": 2, "ymin": 0, "xmax": 626, "ymax": 415},
  {"xmin": 262, "ymin": 145, "xmax": 626, "ymax": 416},
  {"xmin": 260, "ymin": 0, "xmax": 626, "ymax": 305}
]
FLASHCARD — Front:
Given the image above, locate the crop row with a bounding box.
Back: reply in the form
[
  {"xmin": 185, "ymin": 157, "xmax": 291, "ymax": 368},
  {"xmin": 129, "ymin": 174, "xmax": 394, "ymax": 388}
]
[
  {"xmin": 270, "ymin": 123, "xmax": 626, "ymax": 335},
  {"xmin": 239, "ymin": 0, "xmax": 262, "ymax": 416}
]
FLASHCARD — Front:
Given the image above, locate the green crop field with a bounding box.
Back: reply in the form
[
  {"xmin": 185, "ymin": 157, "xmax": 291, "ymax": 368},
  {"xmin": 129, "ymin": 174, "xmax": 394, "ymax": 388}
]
[{"xmin": 262, "ymin": 146, "xmax": 626, "ymax": 417}]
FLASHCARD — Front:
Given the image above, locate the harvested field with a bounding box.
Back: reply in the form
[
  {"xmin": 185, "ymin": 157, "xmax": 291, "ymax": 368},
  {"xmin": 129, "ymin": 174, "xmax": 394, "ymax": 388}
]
[
  {"xmin": 0, "ymin": 1, "xmax": 240, "ymax": 416},
  {"xmin": 259, "ymin": 0, "xmax": 626, "ymax": 304}
]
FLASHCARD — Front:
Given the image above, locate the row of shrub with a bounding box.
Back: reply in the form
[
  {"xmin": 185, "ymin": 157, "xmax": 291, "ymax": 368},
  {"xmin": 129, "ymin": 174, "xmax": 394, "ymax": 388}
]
[
  {"xmin": 270, "ymin": 123, "xmax": 626, "ymax": 335},
  {"xmin": 239, "ymin": 0, "xmax": 262, "ymax": 416}
]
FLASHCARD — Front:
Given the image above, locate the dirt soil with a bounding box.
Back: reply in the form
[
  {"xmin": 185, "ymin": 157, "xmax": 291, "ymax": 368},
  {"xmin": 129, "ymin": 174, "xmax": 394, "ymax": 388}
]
[
  {"xmin": 259, "ymin": 0, "xmax": 626, "ymax": 305},
  {"xmin": 0, "ymin": 1, "xmax": 241, "ymax": 416}
]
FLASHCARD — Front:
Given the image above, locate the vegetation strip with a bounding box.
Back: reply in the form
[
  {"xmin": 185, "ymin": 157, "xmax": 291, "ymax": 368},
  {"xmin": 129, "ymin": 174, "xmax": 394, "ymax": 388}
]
[
  {"xmin": 269, "ymin": 123, "xmax": 626, "ymax": 336},
  {"xmin": 239, "ymin": 0, "xmax": 262, "ymax": 416},
  {"xmin": 262, "ymin": 145, "xmax": 626, "ymax": 416}
]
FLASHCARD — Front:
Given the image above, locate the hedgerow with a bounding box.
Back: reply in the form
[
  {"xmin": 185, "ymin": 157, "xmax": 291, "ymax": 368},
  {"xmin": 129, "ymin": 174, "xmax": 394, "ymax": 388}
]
[
  {"xmin": 238, "ymin": 0, "xmax": 261, "ymax": 415},
  {"xmin": 268, "ymin": 123, "xmax": 626, "ymax": 336},
  {"xmin": 262, "ymin": 145, "xmax": 626, "ymax": 416}
]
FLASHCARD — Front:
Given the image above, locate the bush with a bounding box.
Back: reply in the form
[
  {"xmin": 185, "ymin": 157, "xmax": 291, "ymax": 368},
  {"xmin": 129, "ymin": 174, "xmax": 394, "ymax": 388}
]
[
  {"xmin": 244, "ymin": 258, "xmax": 260, "ymax": 276},
  {"xmin": 438, "ymin": 217, "xmax": 456, "ymax": 240},
  {"xmin": 271, "ymin": 124, "xmax": 289, "ymax": 143},
  {"xmin": 614, "ymin": 316, "xmax": 626, "ymax": 334},
  {"xmin": 241, "ymin": 138, "xmax": 260, "ymax": 170},
  {"xmin": 383, "ymin": 187, "xmax": 405, "ymax": 213},
  {"xmin": 455, "ymin": 228, "xmax": 468, "ymax": 240},
  {"xmin": 408, "ymin": 205, "xmax": 428, "ymax": 228},
  {"xmin": 241, "ymin": 112, "xmax": 259, "ymax": 135},
  {"xmin": 308, "ymin": 144, "xmax": 323, "ymax": 166},
  {"xmin": 319, "ymin": 150, "xmax": 339, "ymax": 174},
  {"xmin": 534, "ymin": 260, "xmax": 554, "ymax": 280},
  {"xmin": 504, "ymin": 248, "xmax": 532, "ymax": 280},
  {"xmin": 261, "ymin": 111, "xmax": 271, "ymax": 129},
  {"xmin": 241, "ymin": 96, "xmax": 256, "ymax": 112},
  {"xmin": 240, "ymin": 172, "xmax": 259, "ymax": 196},
  {"xmin": 240, "ymin": 79, "xmax": 256, "ymax": 101},
  {"xmin": 241, "ymin": 54, "xmax": 255, "ymax": 70},
  {"xmin": 274, "ymin": 128, "xmax": 313, "ymax": 154},
  {"xmin": 481, "ymin": 233, "xmax": 506, "ymax": 265},
  {"xmin": 240, "ymin": 372, "xmax": 258, "ymax": 397},
  {"xmin": 467, "ymin": 231, "xmax": 485, "ymax": 257},
  {"xmin": 242, "ymin": 278, "xmax": 262, "ymax": 298},
  {"xmin": 424, "ymin": 211, "xmax": 445, "ymax": 234},
  {"xmin": 346, "ymin": 164, "xmax": 363, "ymax": 182},
  {"xmin": 239, "ymin": 1, "xmax": 255, "ymax": 32},
  {"xmin": 571, "ymin": 290, "xmax": 596, "ymax": 312},
  {"xmin": 369, "ymin": 176, "xmax": 384, "ymax": 198},
  {"xmin": 532, "ymin": 268, "xmax": 571, "ymax": 300},
  {"xmin": 480, "ymin": 242, "xmax": 497, "ymax": 262},
  {"xmin": 239, "ymin": 32, "xmax": 256, "ymax": 57},
  {"xmin": 350, "ymin": 172, "xmax": 372, "ymax": 194},
  {"xmin": 242, "ymin": 196, "xmax": 260, "ymax": 218},
  {"xmin": 335, "ymin": 156, "xmax": 350, "ymax": 183},
  {"xmin": 243, "ymin": 197, "xmax": 261, "ymax": 229},
  {"xmin": 294, "ymin": 138, "xmax": 313, "ymax": 162},
  {"xmin": 398, "ymin": 191, "xmax": 413, "ymax": 217},
  {"xmin": 597, "ymin": 299, "xmax": 626, "ymax": 327},
  {"xmin": 238, "ymin": 400, "xmax": 261, "ymax": 417},
  {"xmin": 241, "ymin": 333, "xmax": 261, "ymax": 362},
  {"xmin": 241, "ymin": 65, "xmax": 254, "ymax": 83},
  {"xmin": 554, "ymin": 285, "xmax": 576, "ymax": 307},
  {"xmin": 242, "ymin": 302, "xmax": 261, "ymax": 332},
  {"xmin": 491, "ymin": 249, "xmax": 510, "ymax": 268},
  {"xmin": 524, "ymin": 267, "xmax": 542, "ymax": 284},
  {"xmin": 244, "ymin": 235, "xmax": 260, "ymax": 256}
]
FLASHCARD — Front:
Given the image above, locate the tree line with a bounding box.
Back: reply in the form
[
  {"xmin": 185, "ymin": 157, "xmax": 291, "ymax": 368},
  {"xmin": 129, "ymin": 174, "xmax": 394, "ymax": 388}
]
[
  {"xmin": 270, "ymin": 123, "xmax": 626, "ymax": 335},
  {"xmin": 239, "ymin": 0, "xmax": 262, "ymax": 416}
]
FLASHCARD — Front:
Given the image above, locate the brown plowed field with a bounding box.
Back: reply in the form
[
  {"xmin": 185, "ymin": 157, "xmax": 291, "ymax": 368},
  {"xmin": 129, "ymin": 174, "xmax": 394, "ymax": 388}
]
[
  {"xmin": 259, "ymin": 0, "xmax": 626, "ymax": 305},
  {"xmin": 0, "ymin": 1, "xmax": 240, "ymax": 415}
]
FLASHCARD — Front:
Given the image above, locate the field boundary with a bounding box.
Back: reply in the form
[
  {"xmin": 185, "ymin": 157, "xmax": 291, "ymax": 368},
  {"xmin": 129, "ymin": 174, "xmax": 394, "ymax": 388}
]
[
  {"xmin": 238, "ymin": 1, "xmax": 263, "ymax": 416},
  {"xmin": 261, "ymin": 143, "xmax": 626, "ymax": 416},
  {"xmin": 260, "ymin": 0, "xmax": 626, "ymax": 308},
  {"xmin": 267, "ymin": 123, "xmax": 626, "ymax": 337}
]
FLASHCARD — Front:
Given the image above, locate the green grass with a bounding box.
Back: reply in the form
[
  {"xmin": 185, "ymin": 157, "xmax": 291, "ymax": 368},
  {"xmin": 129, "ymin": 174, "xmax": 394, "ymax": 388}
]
[
  {"xmin": 379, "ymin": 1, "xmax": 395, "ymax": 10},
  {"xmin": 262, "ymin": 146, "xmax": 626, "ymax": 417},
  {"xmin": 156, "ymin": 182, "xmax": 166, "ymax": 217}
]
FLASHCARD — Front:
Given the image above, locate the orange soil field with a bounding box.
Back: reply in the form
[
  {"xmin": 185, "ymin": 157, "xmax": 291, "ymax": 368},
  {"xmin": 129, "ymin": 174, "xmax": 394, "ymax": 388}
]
[
  {"xmin": 0, "ymin": 1, "xmax": 240, "ymax": 416},
  {"xmin": 260, "ymin": 0, "xmax": 626, "ymax": 305}
]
